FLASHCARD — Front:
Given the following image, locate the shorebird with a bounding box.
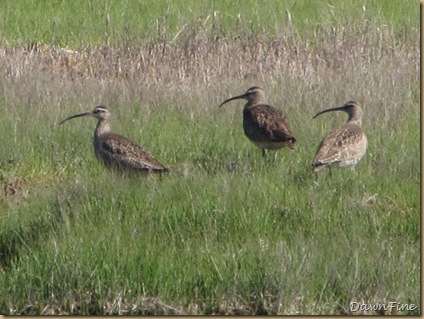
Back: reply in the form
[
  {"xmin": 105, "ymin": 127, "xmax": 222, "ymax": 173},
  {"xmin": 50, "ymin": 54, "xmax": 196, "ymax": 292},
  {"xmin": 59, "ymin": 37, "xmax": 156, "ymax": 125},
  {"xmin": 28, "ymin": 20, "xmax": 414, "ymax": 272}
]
[
  {"xmin": 219, "ymin": 87, "xmax": 296, "ymax": 157},
  {"xmin": 312, "ymin": 101, "xmax": 367, "ymax": 172},
  {"xmin": 60, "ymin": 106, "xmax": 169, "ymax": 173}
]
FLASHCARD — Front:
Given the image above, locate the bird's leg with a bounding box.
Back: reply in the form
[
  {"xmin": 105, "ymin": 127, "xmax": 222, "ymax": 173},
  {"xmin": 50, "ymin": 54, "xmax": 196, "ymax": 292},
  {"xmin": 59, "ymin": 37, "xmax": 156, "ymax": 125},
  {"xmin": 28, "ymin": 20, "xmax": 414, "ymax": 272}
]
[
  {"xmin": 313, "ymin": 171, "xmax": 318, "ymax": 183},
  {"xmin": 261, "ymin": 148, "xmax": 266, "ymax": 158},
  {"xmin": 272, "ymin": 151, "xmax": 278, "ymax": 163}
]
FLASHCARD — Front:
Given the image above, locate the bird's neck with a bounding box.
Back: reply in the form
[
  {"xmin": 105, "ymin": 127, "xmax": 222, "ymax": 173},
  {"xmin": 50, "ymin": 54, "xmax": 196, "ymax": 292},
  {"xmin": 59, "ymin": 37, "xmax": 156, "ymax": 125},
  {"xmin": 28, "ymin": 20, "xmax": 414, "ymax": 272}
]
[
  {"xmin": 244, "ymin": 97, "xmax": 266, "ymax": 109},
  {"xmin": 244, "ymin": 101, "xmax": 259, "ymax": 110},
  {"xmin": 349, "ymin": 118, "xmax": 362, "ymax": 127},
  {"xmin": 347, "ymin": 110, "xmax": 362, "ymax": 126},
  {"xmin": 95, "ymin": 119, "xmax": 110, "ymax": 137}
]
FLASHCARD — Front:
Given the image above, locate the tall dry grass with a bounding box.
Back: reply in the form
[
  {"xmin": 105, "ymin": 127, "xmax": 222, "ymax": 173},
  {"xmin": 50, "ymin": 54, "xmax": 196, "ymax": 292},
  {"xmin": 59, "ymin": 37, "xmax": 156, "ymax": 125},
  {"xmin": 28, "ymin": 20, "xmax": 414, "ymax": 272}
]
[{"xmin": 0, "ymin": 20, "xmax": 418, "ymax": 146}]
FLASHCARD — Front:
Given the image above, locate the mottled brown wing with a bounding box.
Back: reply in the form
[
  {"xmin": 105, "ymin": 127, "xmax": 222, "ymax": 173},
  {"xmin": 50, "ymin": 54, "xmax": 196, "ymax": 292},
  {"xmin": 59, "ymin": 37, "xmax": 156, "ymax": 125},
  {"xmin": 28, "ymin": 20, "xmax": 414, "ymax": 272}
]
[
  {"xmin": 98, "ymin": 133, "xmax": 168, "ymax": 172},
  {"xmin": 246, "ymin": 104, "xmax": 295, "ymax": 142},
  {"xmin": 313, "ymin": 123, "xmax": 365, "ymax": 168}
]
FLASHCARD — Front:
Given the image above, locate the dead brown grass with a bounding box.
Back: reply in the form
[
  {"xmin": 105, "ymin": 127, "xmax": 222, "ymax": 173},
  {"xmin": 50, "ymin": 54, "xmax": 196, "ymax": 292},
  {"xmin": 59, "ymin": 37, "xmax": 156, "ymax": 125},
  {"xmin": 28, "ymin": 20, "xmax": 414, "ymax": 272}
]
[
  {"xmin": 0, "ymin": 22, "xmax": 418, "ymax": 132},
  {"xmin": 0, "ymin": 21, "xmax": 417, "ymax": 88}
]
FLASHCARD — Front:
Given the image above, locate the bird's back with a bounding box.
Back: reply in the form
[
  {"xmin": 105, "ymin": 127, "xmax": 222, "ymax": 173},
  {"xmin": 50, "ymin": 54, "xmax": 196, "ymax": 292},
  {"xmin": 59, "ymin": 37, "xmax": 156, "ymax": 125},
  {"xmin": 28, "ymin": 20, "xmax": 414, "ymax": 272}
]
[
  {"xmin": 94, "ymin": 132, "xmax": 169, "ymax": 173},
  {"xmin": 312, "ymin": 122, "xmax": 367, "ymax": 171},
  {"xmin": 243, "ymin": 104, "xmax": 296, "ymax": 149}
]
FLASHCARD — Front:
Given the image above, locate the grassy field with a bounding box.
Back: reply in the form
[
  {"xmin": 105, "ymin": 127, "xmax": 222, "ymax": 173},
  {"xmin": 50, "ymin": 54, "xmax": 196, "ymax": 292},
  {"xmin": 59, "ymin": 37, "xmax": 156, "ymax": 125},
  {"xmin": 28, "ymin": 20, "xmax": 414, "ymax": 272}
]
[
  {"xmin": 0, "ymin": 0, "xmax": 420, "ymax": 315},
  {"xmin": 0, "ymin": 0, "xmax": 417, "ymax": 46}
]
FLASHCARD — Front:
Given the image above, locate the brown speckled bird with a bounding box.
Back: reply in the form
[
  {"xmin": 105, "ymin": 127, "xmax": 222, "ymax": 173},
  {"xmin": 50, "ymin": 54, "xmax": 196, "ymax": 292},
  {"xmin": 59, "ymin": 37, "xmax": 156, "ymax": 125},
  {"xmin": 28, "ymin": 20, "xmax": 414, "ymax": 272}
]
[
  {"xmin": 219, "ymin": 87, "xmax": 296, "ymax": 156},
  {"xmin": 60, "ymin": 106, "xmax": 169, "ymax": 173},
  {"xmin": 312, "ymin": 101, "xmax": 367, "ymax": 172}
]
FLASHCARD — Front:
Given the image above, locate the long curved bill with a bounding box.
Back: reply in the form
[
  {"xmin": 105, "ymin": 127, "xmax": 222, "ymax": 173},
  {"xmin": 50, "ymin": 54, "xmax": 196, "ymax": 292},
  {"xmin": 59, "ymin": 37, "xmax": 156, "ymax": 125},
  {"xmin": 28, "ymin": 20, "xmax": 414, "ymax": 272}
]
[
  {"xmin": 219, "ymin": 93, "xmax": 248, "ymax": 107},
  {"xmin": 60, "ymin": 111, "xmax": 91, "ymax": 125},
  {"xmin": 313, "ymin": 104, "xmax": 346, "ymax": 119}
]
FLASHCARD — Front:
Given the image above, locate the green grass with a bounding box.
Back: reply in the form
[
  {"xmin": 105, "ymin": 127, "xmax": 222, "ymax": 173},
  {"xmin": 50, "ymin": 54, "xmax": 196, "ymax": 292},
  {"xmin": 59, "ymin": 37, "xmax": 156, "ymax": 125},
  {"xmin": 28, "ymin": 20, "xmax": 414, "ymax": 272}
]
[
  {"xmin": 0, "ymin": 0, "xmax": 420, "ymax": 315},
  {"xmin": 0, "ymin": 0, "xmax": 418, "ymax": 47}
]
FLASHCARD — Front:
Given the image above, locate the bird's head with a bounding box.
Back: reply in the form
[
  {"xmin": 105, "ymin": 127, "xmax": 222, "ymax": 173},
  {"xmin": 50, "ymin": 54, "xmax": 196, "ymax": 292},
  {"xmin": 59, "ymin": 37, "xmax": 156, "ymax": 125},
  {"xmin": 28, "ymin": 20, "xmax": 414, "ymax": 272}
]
[
  {"xmin": 219, "ymin": 86, "xmax": 266, "ymax": 107},
  {"xmin": 313, "ymin": 101, "xmax": 362, "ymax": 122},
  {"xmin": 60, "ymin": 106, "xmax": 111, "ymax": 124}
]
